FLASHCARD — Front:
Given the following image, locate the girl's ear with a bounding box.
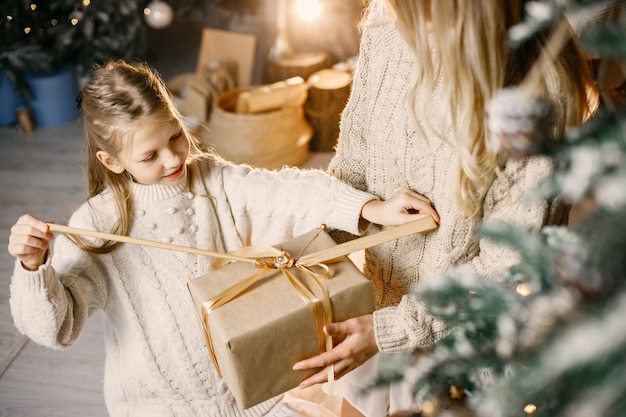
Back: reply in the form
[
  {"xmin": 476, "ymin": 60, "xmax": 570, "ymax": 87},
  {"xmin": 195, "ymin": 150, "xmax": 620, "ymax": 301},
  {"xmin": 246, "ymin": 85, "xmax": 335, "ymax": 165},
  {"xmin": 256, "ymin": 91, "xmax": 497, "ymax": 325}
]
[{"xmin": 96, "ymin": 151, "xmax": 125, "ymax": 174}]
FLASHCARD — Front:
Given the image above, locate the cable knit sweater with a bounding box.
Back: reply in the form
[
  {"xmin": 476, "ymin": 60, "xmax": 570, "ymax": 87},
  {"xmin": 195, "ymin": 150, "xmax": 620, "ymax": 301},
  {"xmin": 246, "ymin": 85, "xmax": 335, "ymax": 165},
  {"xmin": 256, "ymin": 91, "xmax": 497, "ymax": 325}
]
[
  {"xmin": 329, "ymin": 3, "xmax": 570, "ymax": 352},
  {"xmin": 9, "ymin": 156, "xmax": 378, "ymax": 417}
]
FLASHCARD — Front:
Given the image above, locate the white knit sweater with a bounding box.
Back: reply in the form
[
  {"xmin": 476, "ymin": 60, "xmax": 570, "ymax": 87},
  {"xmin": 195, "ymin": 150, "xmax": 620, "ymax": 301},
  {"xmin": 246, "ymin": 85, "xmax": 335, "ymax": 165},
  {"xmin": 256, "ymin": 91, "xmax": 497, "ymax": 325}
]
[
  {"xmin": 330, "ymin": 3, "xmax": 568, "ymax": 352},
  {"xmin": 9, "ymin": 156, "xmax": 377, "ymax": 417}
]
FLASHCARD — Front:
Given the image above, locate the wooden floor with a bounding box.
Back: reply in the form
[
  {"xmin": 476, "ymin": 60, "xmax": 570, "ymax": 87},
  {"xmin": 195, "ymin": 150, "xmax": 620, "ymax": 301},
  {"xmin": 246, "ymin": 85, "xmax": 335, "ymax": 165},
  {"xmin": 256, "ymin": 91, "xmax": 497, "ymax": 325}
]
[
  {"xmin": 0, "ymin": 313, "xmax": 108, "ymax": 417},
  {"xmin": 0, "ymin": 122, "xmax": 109, "ymax": 416},
  {"xmin": 0, "ymin": 121, "xmax": 335, "ymax": 416}
]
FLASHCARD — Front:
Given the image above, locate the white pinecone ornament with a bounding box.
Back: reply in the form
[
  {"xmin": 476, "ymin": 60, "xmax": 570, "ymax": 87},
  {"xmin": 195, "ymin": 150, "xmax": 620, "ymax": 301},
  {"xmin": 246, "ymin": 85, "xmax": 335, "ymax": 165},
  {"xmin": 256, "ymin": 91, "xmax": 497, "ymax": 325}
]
[{"xmin": 486, "ymin": 87, "xmax": 552, "ymax": 159}]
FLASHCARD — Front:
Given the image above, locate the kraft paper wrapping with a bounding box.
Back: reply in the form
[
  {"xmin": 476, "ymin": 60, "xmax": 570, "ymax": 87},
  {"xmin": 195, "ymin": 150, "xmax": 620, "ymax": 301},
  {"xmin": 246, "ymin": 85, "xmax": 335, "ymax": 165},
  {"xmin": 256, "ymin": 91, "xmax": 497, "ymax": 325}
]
[{"xmin": 187, "ymin": 228, "xmax": 374, "ymax": 409}]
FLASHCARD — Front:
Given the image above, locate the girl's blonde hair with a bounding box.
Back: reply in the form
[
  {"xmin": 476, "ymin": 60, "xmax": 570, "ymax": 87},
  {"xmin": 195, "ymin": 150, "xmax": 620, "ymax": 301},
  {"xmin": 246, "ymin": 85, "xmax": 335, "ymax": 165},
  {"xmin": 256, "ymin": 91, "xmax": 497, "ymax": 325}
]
[
  {"xmin": 75, "ymin": 60, "xmax": 208, "ymax": 253},
  {"xmin": 384, "ymin": 0, "xmax": 597, "ymax": 218}
]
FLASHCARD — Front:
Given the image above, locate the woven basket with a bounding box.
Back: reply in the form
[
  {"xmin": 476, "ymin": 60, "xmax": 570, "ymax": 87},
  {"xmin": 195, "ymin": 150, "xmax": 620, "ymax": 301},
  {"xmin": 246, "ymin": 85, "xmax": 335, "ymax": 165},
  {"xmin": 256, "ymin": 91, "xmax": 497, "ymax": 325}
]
[{"xmin": 201, "ymin": 88, "xmax": 313, "ymax": 170}]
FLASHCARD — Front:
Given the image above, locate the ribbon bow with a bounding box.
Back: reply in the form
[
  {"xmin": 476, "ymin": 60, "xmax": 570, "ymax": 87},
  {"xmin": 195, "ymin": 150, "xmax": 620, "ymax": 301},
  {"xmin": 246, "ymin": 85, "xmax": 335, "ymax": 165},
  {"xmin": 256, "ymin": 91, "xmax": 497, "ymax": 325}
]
[{"xmin": 201, "ymin": 228, "xmax": 339, "ymax": 389}]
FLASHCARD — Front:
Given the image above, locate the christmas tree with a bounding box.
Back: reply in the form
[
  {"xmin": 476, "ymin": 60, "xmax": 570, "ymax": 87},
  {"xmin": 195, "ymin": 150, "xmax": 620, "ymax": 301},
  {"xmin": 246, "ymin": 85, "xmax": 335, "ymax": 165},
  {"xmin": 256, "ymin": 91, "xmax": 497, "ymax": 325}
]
[
  {"xmin": 1, "ymin": 0, "xmax": 145, "ymax": 99},
  {"xmin": 373, "ymin": 1, "xmax": 626, "ymax": 416},
  {"xmin": 0, "ymin": 0, "xmax": 255, "ymax": 99}
]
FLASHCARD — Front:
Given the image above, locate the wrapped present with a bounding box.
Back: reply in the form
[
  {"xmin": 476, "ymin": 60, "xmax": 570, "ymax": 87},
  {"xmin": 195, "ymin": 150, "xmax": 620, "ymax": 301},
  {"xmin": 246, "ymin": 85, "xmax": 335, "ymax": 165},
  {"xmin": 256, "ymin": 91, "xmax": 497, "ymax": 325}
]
[{"xmin": 187, "ymin": 218, "xmax": 438, "ymax": 409}]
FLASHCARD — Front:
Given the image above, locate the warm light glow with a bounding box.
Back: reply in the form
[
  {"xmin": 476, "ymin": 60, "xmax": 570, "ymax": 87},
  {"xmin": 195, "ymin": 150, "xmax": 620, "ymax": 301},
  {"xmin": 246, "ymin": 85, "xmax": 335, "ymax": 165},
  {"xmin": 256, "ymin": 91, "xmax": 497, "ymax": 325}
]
[
  {"xmin": 524, "ymin": 404, "xmax": 537, "ymax": 414},
  {"xmin": 469, "ymin": 289, "xmax": 477, "ymax": 295},
  {"xmin": 516, "ymin": 283, "xmax": 532, "ymax": 296},
  {"xmin": 421, "ymin": 401, "xmax": 437, "ymax": 416},
  {"xmin": 50, "ymin": 19, "xmax": 58, "ymax": 26},
  {"xmin": 24, "ymin": 26, "xmax": 31, "ymax": 34},
  {"xmin": 144, "ymin": 7, "xmax": 152, "ymax": 16},
  {"xmin": 6, "ymin": 15, "xmax": 12, "ymax": 22},
  {"xmin": 30, "ymin": 3, "xmax": 37, "ymax": 11},
  {"xmin": 294, "ymin": 0, "xmax": 322, "ymax": 21},
  {"xmin": 71, "ymin": 18, "xmax": 78, "ymax": 25},
  {"xmin": 83, "ymin": 0, "xmax": 90, "ymax": 5}
]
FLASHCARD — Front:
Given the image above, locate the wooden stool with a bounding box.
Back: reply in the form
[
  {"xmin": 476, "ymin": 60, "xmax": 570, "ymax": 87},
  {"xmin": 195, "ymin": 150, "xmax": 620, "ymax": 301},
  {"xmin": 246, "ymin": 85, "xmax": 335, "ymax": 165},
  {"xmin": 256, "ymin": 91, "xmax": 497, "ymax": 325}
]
[
  {"xmin": 305, "ymin": 69, "xmax": 353, "ymax": 152},
  {"xmin": 264, "ymin": 51, "xmax": 330, "ymax": 84}
]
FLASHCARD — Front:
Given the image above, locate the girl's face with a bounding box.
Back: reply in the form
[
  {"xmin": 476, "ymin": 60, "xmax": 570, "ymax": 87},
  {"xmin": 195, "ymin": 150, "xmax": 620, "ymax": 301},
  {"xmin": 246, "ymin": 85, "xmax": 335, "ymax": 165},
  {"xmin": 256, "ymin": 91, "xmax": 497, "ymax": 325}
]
[{"xmin": 97, "ymin": 118, "xmax": 190, "ymax": 186}]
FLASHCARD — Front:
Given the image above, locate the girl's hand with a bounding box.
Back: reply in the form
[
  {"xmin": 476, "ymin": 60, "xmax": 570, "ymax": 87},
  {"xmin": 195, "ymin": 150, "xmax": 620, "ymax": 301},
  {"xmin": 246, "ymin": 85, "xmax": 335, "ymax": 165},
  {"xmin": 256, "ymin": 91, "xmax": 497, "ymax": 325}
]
[
  {"xmin": 8, "ymin": 215, "xmax": 53, "ymax": 271},
  {"xmin": 293, "ymin": 314, "xmax": 378, "ymax": 388},
  {"xmin": 361, "ymin": 188, "xmax": 439, "ymax": 226}
]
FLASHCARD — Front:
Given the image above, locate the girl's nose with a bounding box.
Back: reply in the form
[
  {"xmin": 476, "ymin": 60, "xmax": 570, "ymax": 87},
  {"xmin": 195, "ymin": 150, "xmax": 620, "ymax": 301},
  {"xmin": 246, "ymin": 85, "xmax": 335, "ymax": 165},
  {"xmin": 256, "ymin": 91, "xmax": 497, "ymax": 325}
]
[{"xmin": 163, "ymin": 148, "xmax": 182, "ymax": 168}]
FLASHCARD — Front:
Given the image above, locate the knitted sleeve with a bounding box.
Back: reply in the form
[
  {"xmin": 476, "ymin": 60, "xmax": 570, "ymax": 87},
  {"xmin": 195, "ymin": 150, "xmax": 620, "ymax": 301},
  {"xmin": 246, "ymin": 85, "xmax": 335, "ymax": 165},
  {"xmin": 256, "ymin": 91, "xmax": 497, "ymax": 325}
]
[
  {"xmin": 204, "ymin": 159, "xmax": 377, "ymax": 247},
  {"xmin": 374, "ymin": 294, "xmax": 450, "ymax": 351},
  {"xmin": 9, "ymin": 202, "xmax": 110, "ymax": 350}
]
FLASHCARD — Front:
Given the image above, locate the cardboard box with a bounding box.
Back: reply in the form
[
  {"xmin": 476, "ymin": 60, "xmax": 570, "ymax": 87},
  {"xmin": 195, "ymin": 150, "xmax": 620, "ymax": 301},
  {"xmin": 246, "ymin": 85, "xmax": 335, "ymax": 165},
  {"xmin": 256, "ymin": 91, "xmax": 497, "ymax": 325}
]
[
  {"xmin": 196, "ymin": 28, "xmax": 256, "ymax": 87},
  {"xmin": 187, "ymin": 228, "xmax": 375, "ymax": 409}
]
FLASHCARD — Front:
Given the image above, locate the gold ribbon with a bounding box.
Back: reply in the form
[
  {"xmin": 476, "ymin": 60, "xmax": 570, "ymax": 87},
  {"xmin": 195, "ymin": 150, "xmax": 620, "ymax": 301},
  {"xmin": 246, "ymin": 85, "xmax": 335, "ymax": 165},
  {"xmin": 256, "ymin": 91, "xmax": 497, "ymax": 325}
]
[{"xmin": 200, "ymin": 229, "xmax": 339, "ymax": 389}]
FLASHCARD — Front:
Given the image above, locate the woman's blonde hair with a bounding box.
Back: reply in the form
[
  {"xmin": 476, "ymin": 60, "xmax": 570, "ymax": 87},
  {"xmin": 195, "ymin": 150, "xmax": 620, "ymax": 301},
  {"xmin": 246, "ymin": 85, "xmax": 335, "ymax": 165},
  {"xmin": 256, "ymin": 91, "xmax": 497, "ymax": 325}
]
[
  {"xmin": 75, "ymin": 60, "xmax": 208, "ymax": 253},
  {"xmin": 384, "ymin": 0, "xmax": 597, "ymax": 218}
]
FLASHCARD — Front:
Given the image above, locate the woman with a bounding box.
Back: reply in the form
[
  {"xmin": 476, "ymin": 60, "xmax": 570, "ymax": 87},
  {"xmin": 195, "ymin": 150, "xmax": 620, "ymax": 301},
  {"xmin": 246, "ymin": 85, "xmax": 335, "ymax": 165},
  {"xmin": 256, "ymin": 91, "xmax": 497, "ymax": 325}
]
[{"xmin": 293, "ymin": 1, "xmax": 598, "ymax": 415}]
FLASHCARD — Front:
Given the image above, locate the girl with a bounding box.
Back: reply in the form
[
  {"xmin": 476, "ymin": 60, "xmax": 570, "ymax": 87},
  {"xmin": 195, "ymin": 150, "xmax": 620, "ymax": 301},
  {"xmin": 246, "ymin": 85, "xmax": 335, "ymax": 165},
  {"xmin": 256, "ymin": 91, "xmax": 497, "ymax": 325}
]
[
  {"xmin": 293, "ymin": 0, "xmax": 598, "ymax": 415},
  {"xmin": 7, "ymin": 60, "xmax": 437, "ymax": 417}
]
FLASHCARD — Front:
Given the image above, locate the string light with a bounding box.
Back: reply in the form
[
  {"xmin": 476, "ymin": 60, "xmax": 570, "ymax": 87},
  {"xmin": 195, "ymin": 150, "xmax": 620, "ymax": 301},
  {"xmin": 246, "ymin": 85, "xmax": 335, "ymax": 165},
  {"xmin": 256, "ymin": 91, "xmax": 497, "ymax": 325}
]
[
  {"xmin": 83, "ymin": 0, "xmax": 90, "ymax": 5},
  {"xmin": 524, "ymin": 403, "xmax": 538, "ymax": 414},
  {"xmin": 30, "ymin": 3, "xmax": 37, "ymax": 11},
  {"xmin": 6, "ymin": 15, "xmax": 13, "ymax": 22},
  {"xmin": 516, "ymin": 283, "xmax": 533, "ymax": 296},
  {"xmin": 421, "ymin": 400, "xmax": 438, "ymax": 416},
  {"xmin": 24, "ymin": 27, "xmax": 31, "ymax": 34},
  {"xmin": 51, "ymin": 19, "xmax": 58, "ymax": 26},
  {"xmin": 71, "ymin": 18, "xmax": 79, "ymax": 25},
  {"xmin": 469, "ymin": 289, "xmax": 477, "ymax": 295}
]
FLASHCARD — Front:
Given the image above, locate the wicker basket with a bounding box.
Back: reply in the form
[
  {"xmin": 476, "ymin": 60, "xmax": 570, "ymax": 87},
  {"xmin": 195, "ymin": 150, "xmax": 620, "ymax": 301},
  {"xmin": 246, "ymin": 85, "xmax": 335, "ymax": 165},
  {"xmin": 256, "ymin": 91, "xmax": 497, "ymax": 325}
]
[{"xmin": 200, "ymin": 87, "xmax": 313, "ymax": 170}]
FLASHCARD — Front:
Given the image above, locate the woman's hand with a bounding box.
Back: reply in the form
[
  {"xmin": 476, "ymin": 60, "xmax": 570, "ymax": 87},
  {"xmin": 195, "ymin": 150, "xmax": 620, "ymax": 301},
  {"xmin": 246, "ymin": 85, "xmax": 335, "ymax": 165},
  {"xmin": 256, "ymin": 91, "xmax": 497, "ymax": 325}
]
[
  {"xmin": 361, "ymin": 188, "xmax": 439, "ymax": 226},
  {"xmin": 8, "ymin": 214, "xmax": 53, "ymax": 271},
  {"xmin": 293, "ymin": 314, "xmax": 379, "ymax": 388}
]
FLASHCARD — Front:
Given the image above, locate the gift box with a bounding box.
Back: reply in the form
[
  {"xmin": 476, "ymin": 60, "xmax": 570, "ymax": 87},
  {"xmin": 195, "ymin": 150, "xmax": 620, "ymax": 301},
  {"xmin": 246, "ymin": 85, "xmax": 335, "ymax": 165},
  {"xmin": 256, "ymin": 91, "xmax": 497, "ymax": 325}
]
[{"xmin": 187, "ymin": 218, "xmax": 438, "ymax": 409}]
